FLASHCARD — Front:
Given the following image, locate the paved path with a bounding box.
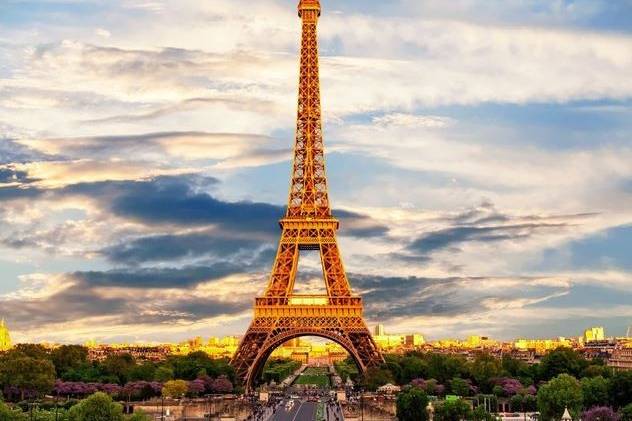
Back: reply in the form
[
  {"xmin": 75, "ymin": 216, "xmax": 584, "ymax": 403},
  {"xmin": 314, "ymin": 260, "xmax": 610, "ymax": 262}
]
[{"xmin": 271, "ymin": 399, "xmax": 317, "ymax": 421}]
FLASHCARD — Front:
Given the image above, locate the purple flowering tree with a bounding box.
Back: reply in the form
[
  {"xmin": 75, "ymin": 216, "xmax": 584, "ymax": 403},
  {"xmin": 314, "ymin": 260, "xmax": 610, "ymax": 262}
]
[
  {"xmin": 212, "ymin": 376, "xmax": 233, "ymax": 394},
  {"xmin": 582, "ymin": 406, "xmax": 620, "ymax": 421},
  {"xmin": 188, "ymin": 379, "xmax": 205, "ymax": 397}
]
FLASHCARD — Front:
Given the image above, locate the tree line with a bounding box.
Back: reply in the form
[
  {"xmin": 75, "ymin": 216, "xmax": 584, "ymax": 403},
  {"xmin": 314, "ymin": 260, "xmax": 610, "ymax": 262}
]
[{"xmin": 0, "ymin": 344, "xmax": 235, "ymax": 403}]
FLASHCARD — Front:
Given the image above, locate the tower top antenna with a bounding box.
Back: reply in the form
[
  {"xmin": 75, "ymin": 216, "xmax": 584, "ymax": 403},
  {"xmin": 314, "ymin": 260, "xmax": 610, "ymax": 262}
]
[{"xmin": 298, "ymin": 0, "xmax": 320, "ymax": 18}]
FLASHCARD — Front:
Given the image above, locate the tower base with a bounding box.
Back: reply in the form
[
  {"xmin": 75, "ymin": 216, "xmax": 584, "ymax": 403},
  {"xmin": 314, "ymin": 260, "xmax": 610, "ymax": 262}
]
[{"xmin": 231, "ymin": 296, "xmax": 383, "ymax": 391}]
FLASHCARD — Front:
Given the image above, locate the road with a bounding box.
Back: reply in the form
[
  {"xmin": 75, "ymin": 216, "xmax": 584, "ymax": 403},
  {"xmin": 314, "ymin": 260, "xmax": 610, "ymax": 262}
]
[{"xmin": 271, "ymin": 399, "xmax": 317, "ymax": 421}]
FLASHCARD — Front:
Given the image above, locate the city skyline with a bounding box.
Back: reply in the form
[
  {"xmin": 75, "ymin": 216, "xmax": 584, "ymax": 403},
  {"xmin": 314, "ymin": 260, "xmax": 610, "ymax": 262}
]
[{"xmin": 1, "ymin": 0, "xmax": 632, "ymax": 345}]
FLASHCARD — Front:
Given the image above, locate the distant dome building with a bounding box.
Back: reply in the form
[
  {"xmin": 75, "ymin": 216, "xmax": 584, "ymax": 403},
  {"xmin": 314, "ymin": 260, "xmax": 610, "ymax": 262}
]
[{"xmin": 0, "ymin": 319, "xmax": 11, "ymax": 351}]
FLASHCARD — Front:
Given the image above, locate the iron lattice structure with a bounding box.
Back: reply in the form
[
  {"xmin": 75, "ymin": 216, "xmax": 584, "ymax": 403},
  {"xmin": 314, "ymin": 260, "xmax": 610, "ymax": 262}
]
[{"xmin": 231, "ymin": 0, "xmax": 384, "ymax": 391}]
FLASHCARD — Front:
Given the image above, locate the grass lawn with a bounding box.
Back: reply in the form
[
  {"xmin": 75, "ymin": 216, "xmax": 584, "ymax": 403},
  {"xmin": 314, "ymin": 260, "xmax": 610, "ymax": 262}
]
[{"xmin": 294, "ymin": 367, "xmax": 331, "ymax": 387}]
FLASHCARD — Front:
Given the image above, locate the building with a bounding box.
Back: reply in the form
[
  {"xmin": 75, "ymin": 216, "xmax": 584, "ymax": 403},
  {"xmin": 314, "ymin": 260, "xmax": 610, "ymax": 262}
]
[
  {"xmin": 609, "ymin": 348, "xmax": 632, "ymax": 371},
  {"xmin": 0, "ymin": 319, "xmax": 11, "ymax": 351},
  {"xmin": 584, "ymin": 327, "xmax": 605, "ymax": 342},
  {"xmin": 627, "ymin": 325, "xmax": 632, "ymax": 338},
  {"xmin": 372, "ymin": 325, "xmax": 425, "ymax": 351},
  {"xmin": 513, "ymin": 337, "xmax": 571, "ymax": 355}
]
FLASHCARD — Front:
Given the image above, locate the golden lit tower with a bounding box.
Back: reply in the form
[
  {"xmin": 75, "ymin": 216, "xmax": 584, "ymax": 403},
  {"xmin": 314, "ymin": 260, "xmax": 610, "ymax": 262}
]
[
  {"xmin": 0, "ymin": 318, "xmax": 11, "ymax": 351},
  {"xmin": 231, "ymin": 0, "xmax": 384, "ymax": 391}
]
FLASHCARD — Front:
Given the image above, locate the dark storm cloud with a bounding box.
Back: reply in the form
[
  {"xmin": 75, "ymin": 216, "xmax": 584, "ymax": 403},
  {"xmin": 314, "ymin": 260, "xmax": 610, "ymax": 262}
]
[
  {"xmin": 0, "ymin": 185, "xmax": 44, "ymax": 200},
  {"xmin": 2, "ymin": 287, "xmax": 127, "ymax": 328},
  {"xmin": 402, "ymin": 201, "xmax": 587, "ymax": 256},
  {"xmin": 0, "ymin": 168, "xmax": 32, "ymax": 184},
  {"xmin": 61, "ymin": 175, "xmax": 389, "ymax": 239},
  {"xmin": 61, "ymin": 175, "xmax": 283, "ymax": 235},
  {"xmin": 0, "ymin": 138, "xmax": 50, "ymax": 164},
  {"xmin": 409, "ymin": 223, "xmax": 569, "ymax": 253},
  {"xmin": 337, "ymin": 209, "xmax": 390, "ymax": 238},
  {"xmin": 0, "ymin": 273, "xmax": 253, "ymax": 331},
  {"xmin": 101, "ymin": 231, "xmax": 267, "ymax": 264},
  {"xmin": 74, "ymin": 262, "xmax": 251, "ymax": 289},
  {"xmin": 349, "ymin": 274, "xmax": 470, "ymax": 318},
  {"xmin": 349, "ymin": 273, "xmax": 568, "ymax": 321}
]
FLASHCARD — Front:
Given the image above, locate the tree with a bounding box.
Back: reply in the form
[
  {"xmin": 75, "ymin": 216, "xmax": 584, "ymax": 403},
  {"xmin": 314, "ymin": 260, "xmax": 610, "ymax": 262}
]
[
  {"xmin": 502, "ymin": 355, "xmax": 529, "ymax": 378},
  {"xmin": 68, "ymin": 392, "xmax": 124, "ymax": 421},
  {"xmin": 362, "ymin": 367, "xmax": 394, "ymax": 391},
  {"xmin": 539, "ymin": 348, "xmax": 586, "ymax": 381},
  {"xmin": 581, "ymin": 406, "xmax": 619, "ymax": 421},
  {"xmin": 470, "ymin": 353, "xmax": 501, "ymax": 393},
  {"xmin": 12, "ymin": 344, "xmax": 49, "ymax": 360},
  {"xmin": 582, "ymin": 376, "xmax": 610, "ymax": 408},
  {"xmin": 620, "ymin": 403, "xmax": 632, "ymax": 421},
  {"xmin": 154, "ymin": 366, "xmax": 174, "ymax": 382},
  {"xmin": 435, "ymin": 398, "xmax": 472, "ymax": 421},
  {"xmin": 400, "ymin": 356, "xmax": 428, "ymax": 385},
  {"xmin": 188, "ymin": 379, "xmax": 205, "ymax": 397},
  {"xmin": 426, "ymin": 354, "xmax": 467, "ymax": 385},
  {"xmin": 472, "ymin": 405, "xmax": 495, "ymax": 421},
  {"xmin": 610, "ymin": 371, "xmax": 632, "ymax": 409},
  {"xmin": 524, "ymin": 395, "xmax": 538, "ymax": 412},
  {"xmin": 212, "ymin": 376, "xmax": 233, "ymax": 394},
  {"xmin": 129, "ymin": 362, "xmax": 156, "ymax": 382},
  {"xmin": 102, "ymin": 354, "xmax": 135, "ymax": 384},
  {"xmin": 510, "ymin": 395, "xmax": 525, "ymax": 412},
  {"xmin": 51, "ymin": 346, "xmax": 88, "ymax": 377},
  {"xmin": 162, "ymin": 380, "xmax": 188, "ymax": 398},
  {"xmin": 449, "ymin": 377, "xmax": 471, "ymax": 397},
  {"xmin": 396, "ymin": 386, "xmax": 429, "ymax": 421},
  {"xmin": 583, "ymin": 365, "xmax": 612, "ymax": 379},
  {"xmin": 537, "ymin": 374, "xmax": 583, "ymax": 421},
  {"xmin": 127, "ymin": 410, "xmax": 151, "ymax": 421},
  {"xmin": 0, "ymin": 351, "xmax": 56, "ymax": 399},
  {"xmin": 1, "ymin": 399, "xmax": 27, "ymax": 421}
]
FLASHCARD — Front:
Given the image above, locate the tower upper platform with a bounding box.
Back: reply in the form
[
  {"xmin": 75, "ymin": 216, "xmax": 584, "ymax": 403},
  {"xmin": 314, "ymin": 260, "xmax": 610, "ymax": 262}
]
[{"xmin": 298, "ymin": 0, "xmax": 320, "ymax": 18}]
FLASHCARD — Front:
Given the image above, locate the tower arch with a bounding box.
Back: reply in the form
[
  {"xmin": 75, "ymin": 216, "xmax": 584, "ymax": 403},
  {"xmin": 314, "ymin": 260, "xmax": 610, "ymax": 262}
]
[{"xmin": 247, "ymin": 329, "xmax": 365, "ymax": 390}]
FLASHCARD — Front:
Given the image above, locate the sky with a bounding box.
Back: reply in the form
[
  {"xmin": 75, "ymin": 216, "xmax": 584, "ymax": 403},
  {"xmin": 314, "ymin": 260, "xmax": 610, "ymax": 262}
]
[{"xmin": 0, "ymin": 0, "xmax": 631, "ymax": 345}]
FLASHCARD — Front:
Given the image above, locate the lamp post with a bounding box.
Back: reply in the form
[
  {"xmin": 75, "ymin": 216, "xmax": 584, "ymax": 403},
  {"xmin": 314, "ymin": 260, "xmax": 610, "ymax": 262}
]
[{"xmin": 360, "ymin": 388, "xmax": 364, "ymax": 421}]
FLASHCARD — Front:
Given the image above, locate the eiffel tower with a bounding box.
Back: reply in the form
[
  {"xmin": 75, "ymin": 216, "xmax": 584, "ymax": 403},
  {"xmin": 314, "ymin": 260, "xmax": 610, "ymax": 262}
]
[{"xmin": 231, "ymin": 0, "xmax": 384, "ymax": 390}]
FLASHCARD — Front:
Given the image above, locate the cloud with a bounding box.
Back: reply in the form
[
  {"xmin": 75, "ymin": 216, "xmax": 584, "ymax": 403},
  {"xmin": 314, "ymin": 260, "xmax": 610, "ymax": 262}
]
[
  {"xmin": 17, "ymin": 131, "xmax": 271, "ymax": 160},
  {"xmin": 0, "ymin": 271, "xmax": 258, "ymax": 342},
  {"xmin": 408, "ymin": 222, "xmax": 569, "ymax": 254},
  {"xmin": 350, "ymin": 273, "xmax": 571, "ymax": 321},
  {"xmin": 372, "ymin": 113, "xmax": 453, "ymax": 129},
  {"xmin": 101, "ymin": 231, "xmax": 269, "ymax": 265}
]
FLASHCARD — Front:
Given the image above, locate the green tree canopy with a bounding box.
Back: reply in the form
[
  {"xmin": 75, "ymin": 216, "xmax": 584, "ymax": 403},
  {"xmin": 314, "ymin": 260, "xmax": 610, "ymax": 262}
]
[
  {"xmin": 449, "ymin": 377, "xmax": 471, "ymax": 397},
  {"xmin": 400, "ymin": 356, "xmax": 429, "ymax": 384},
  {"xmin": 102, "ymin": 354, "xmax": 135, "ymax": 384},
  {"xmin": 610, "ymin": 371, "xmax": 632, "ymax": 409},
  {"xmin": 470, "ymin": 353, "xmax": 501, "ymax": 393},
  {"xmin": 0, "ymin": 351, "xmax": 55, "ymax": 399},
  {"xmin": 435, "ymin": 398, "xmax": 472, "ymax": 421},
  {"xmin": 537, "ymin": 374, "xmax": 583, "ymax": 421},
  {"xmin": 68, "ymin": 392, "xmax": 124, "ymax": 421},
  {"xmin": 162, "ymin": 380, "xmax": 188, "ymax": 398},
  {"xmin": 12, "ymin": 344, "xmax": 49, "ymax": 360},
  {"xmin": 472, "ymin": 404, "xmax": 495, "ymax": 421},
  {"xmin": 620, "ymin": 403, "xmax": 632, "ymax": 421},
  {"xmin": 539, "ymin": 348, "xmax": 587, "ymax": 381},
  {"xmin": 51, "ymin": 345, "xmax": 88, "ymax": 377},
  {"xmin": 426, "ymin": 354, "xmax": 467, "ymax": 385},
  {"xmin": 396, "ymin": 386, "xmax": 429, "ymax": 421},
  {"xmin": 154, "ymin": 366, "xmax": 174, "ymax": 382},
  {"xmin": 581, "ymin": 376, "xmax": 610, "ymax": 409},
  {"xmin": 362, "ymin": 366, "xmax": 395, "ymax": 391}
]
